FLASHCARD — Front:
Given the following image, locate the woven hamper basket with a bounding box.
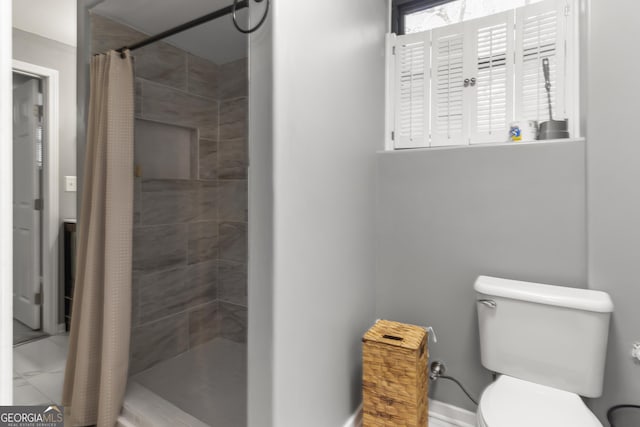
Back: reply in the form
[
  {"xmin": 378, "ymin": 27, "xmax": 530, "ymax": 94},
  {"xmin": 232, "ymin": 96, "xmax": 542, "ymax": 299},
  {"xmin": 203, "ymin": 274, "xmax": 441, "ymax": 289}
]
[{"xmin": 362, "ymin": 319, "xmax": 428, "ymax": 427}]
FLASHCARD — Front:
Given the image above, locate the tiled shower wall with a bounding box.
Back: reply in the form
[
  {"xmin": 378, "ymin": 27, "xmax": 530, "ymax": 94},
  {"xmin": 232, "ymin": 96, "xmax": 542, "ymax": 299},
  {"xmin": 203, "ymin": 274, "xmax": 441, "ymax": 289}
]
[{"xmin": 91, "ymin": 15, "xmax": 248, "ymax": 374}]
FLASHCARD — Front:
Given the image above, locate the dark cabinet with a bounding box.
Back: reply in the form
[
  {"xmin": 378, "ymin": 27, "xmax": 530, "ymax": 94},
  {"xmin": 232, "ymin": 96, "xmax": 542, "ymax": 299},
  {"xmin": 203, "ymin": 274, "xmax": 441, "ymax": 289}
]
[{"xmin": 63, "ymin": 221, "xmax": 76, "ymax": 331}]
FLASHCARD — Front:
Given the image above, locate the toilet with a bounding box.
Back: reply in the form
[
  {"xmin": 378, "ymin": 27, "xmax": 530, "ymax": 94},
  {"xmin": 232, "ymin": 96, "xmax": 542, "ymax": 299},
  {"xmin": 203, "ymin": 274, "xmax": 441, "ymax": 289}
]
[{"xmin": 474, "ymin": 276, "xmax": 614, "ymax": 427}]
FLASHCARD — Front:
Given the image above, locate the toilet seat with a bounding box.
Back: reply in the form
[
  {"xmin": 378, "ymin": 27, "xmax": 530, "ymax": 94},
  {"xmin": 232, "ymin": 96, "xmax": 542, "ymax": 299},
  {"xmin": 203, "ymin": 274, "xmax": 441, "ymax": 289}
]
[{"xmin": 477, "ymin": 375, "xmax": 602, "ymax": 427}]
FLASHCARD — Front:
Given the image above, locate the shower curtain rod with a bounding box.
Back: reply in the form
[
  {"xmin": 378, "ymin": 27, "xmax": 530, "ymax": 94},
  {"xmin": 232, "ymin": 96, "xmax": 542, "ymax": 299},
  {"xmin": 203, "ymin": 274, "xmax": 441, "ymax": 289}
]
[{"xmin": 116, "ymin": 0, "xmax": 249, "ymax": 54}]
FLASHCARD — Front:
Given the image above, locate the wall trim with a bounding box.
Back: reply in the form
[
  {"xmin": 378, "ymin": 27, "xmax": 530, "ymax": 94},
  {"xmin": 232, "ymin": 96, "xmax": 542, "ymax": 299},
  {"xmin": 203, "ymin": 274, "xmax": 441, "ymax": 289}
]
[
  {"xmin": 429, "ymin": 399, "xmax": 476, "ymax": 427},
  {"xmin": 342, "ymin": 400, "xmax": 476, "ymax": 427},
  {"xmin": 0, "ymin": 0, "xmax": 12, "ymax": 405},
  {"xmin": 342, "ymin": 403, "xmax": 362, "ymax": 427}
]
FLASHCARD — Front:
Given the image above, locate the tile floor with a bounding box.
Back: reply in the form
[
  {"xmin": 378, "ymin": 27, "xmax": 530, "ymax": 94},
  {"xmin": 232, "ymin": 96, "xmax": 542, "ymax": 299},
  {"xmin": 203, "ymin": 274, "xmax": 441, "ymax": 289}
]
[
  {"xmin": 13, "ymin": 319, "xmax": 47, "ymax": 345},
  {"xmin": 13, "ymin": 334, "xmax": 69, "ymax": 405},
  {"xmin": 131, "ymin": 337, "xmax": 247, "ymax": 427}
]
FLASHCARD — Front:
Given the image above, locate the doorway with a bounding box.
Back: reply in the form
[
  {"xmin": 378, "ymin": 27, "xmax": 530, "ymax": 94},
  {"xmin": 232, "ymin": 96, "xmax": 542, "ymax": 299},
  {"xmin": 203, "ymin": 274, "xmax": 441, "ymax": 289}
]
[
  {"xmin": 12, "ymin": 60, "xmax": 61, "ymax": 346},
  {"xmin": 12, "ymin": 71, "xmax": 44, "ymax": 344}
]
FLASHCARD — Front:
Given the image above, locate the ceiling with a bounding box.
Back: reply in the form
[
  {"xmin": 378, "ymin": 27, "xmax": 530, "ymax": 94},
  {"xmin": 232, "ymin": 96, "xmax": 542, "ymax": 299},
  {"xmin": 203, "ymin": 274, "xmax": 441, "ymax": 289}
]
[
  {"xmin": 91, "ymin": 0, "xmax": 249, "ymax": 64},
  {"xmin": 13, "ymin": 0, "xmax": 77, "ymax": 47}
]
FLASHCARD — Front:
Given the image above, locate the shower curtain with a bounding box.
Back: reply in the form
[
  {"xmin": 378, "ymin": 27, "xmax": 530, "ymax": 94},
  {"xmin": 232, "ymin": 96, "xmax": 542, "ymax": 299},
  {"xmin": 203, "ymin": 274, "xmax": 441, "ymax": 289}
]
[{"xmin": 63, "ymin": 50, "xmax": 134, "ymax": 427}]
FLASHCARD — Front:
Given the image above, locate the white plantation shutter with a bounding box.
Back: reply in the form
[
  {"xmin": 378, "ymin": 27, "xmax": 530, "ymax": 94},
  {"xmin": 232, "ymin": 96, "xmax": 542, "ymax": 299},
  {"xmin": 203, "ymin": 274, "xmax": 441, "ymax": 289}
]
[
  {"xmin": 468, "ymin": 11, "xmax": 515, "ymax": 144},
  {"xmin": 515, "ymin": 0, "xmax": 567, "ymax": 125},
  {"xmin": 393, "ymin": 32, "xmax": 430, "ymax": 149},
  {"xmin": 385, "ymin": 0, "xmax": 577, "ymax": 150},
  {"xmin": 431, "ymin": 22, "xmax": 467, "ymax": 147}
]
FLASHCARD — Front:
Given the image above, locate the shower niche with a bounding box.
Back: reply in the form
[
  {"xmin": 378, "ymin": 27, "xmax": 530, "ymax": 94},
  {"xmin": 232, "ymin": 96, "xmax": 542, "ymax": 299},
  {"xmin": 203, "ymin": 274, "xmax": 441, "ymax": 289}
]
[{"xmin": 134, "ymin": 119, "xmax": 198, "ymax": 180}]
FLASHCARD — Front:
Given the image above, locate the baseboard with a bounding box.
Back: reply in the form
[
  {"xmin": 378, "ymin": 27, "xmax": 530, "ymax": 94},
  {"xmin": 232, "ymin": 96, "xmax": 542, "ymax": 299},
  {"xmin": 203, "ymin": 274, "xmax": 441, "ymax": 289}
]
[
  {"xmin": 342, "ymin": 403, "xmax": 363, "ymax": 427},
  {"xmin": 428, "ymin": 399, "xmax": 476, "ymax": 427},
  {"xmin": 342, "ymin": 399, "xmax": 476, "ymax": 427},
  {"xmin": 56, "ymin": 323, "xmax": 66, "ymax": 334}
]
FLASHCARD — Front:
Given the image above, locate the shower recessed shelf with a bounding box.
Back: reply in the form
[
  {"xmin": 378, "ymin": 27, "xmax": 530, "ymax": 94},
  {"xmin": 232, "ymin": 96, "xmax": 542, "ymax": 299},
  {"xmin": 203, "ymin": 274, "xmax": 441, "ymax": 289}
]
[{"xmin": 134, "ymin": 119, "xmax": 198, "ymax": 180}]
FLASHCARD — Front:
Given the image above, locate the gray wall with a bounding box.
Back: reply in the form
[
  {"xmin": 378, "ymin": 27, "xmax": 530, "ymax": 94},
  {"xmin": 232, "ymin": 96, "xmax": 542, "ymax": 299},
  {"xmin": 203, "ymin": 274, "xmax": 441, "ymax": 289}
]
[
  {"xmin": 586, "ymin": 0, "xmax": 640, "ymax": 419},
  {"xmin": 248, "ymin": 0, "xmax": 387, "ymax": 425},
  {"xmin": 375, "ymin": 141, "xmax": 588, "ymax": 412},
  {"xmin": 12, "ymin": 28, "xmax": 77, "ymax": 221},
  {"xmin": 247, "ymin": 2, "xmax": 274, "ymax": 426}
]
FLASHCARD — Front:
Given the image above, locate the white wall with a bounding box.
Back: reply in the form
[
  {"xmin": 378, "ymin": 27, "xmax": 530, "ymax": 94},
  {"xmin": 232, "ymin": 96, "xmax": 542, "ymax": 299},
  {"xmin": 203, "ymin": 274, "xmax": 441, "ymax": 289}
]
[
  {"xmin": 376, "ymin": 141, "xmax": 589, "ymax": 411},
  {"xmin": 0, "ymin": 0, "xmax": 12, "ymax": 405},
  {"xmin": 586, "ymin": 0, "xmax": 640, "ymax": 419},
  {"xmin": 12, "ymin": 0, "xmax": 77, "ymax": 47},
  {"xmin": 249, "ymin": 0, "xmax": 388, "ymax": 425}
]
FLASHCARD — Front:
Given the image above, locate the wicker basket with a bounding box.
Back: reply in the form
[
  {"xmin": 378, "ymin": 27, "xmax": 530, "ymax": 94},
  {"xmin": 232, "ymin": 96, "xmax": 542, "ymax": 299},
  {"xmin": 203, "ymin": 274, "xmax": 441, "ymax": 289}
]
[{"xmin": 362, "ymin": 319, "xmax": 428, "ymax": 427}]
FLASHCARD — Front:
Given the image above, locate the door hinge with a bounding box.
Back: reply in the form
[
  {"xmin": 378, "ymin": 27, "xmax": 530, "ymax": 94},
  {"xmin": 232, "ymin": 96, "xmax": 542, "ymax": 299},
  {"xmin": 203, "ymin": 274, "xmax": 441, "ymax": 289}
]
[
  {"xmin": 34, "ymin": 198, "xmax": 43, "ymax": 211},
  {"xmin": 34, "ymin": 292, "xmax": 42, "ymax": 305},
  {"xmin": 564, "ymin": 4, "xmax": 570, "ymax": 15},
  {"xmin": 391, "ymin": 131, "xmax": 395, "ymax": 141},
  {"xmin": 392, "ymin": 46, "xmax": 396, "ymax": 55},
  {"xmin": 32, "ymin": 105, "xmax": 44, "ymax": 120}
]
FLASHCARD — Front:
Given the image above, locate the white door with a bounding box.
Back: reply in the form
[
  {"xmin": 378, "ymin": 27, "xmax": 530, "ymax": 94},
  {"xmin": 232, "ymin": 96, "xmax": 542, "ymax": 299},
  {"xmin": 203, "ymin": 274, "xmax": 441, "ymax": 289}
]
[{"xmin": 13, "ymin": 78, "xmax": 41, "ymax": 330}]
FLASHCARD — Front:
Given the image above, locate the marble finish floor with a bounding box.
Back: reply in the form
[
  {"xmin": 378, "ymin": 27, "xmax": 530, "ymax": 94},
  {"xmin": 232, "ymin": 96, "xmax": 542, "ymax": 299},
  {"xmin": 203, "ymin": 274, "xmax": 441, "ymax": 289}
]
[
  {"xmin": 13, "ymin": 319, "xmax": 47, "ymax": 345},
  {"xmin": 13, "ymin": 334, "xmax": 69, "ymax": 405},
  {"xmin": 130, "ymin": 338, "xmax": 247, "ymax": 427}
]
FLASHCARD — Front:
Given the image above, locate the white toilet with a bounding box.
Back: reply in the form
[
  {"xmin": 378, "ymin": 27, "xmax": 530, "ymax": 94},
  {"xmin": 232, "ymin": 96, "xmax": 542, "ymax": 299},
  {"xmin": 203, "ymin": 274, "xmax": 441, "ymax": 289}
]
[{"xmin": 474, "ymin": 276, "xmax": 614, "ymax": 427}]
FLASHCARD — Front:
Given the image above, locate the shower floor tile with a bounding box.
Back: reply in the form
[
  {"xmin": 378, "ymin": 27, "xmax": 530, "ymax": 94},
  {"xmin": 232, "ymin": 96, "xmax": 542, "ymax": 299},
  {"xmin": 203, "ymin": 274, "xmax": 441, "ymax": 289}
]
[{"xmin": 132, "ymin": 338, "xmax": 247, "ymax": 427}]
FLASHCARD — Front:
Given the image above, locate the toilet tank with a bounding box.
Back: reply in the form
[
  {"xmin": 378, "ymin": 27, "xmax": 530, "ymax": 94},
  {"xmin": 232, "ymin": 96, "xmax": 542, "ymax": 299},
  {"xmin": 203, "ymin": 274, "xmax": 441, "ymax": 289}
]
[{"xmin": 475, "ymin": 276, "xmax": 613, "ymax": 398}]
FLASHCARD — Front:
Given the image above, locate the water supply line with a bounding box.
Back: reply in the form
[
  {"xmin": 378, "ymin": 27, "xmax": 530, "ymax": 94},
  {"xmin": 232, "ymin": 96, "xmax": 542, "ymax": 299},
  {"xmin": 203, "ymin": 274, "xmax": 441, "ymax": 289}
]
[{"xmin": 429, "ymin": 361, "xmax": 479, "ymax": 406}]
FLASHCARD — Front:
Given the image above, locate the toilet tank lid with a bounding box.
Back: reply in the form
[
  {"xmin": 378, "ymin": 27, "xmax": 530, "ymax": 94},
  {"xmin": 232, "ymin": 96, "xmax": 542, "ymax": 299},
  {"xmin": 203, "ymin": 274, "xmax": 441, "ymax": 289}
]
[{"xmin": 474, "ymin": 276, "xmax": 614, "ymax": 313}]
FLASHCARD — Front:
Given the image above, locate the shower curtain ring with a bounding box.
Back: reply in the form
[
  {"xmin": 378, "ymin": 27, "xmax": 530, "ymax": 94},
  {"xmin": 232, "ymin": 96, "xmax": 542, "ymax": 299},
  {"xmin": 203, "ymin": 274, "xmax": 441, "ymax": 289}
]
[{"xmin": 232, "ymin": 0, "xmax": 270, "ymax": 34}]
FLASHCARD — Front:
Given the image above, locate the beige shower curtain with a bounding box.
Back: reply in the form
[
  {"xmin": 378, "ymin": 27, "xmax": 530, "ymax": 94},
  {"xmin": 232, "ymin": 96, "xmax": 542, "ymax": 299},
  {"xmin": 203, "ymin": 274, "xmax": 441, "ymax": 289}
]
[{"xmin": 63, "ymin": 50, "xmax": 134, "ymax": 427}]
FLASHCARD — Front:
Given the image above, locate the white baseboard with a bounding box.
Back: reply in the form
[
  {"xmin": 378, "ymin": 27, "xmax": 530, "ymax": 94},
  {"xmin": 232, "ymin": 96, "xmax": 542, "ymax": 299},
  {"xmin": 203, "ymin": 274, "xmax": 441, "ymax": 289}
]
[
  {"xmin": 343, "ymin": 399, "xmax": 476, "ymax": 427},
  {"xmin": 342, "ymin": 403, "xmax": 362, "ymax": 427},
  {"xmin": 428, "ymin": 399, "xmax": 476, "ymax": 427}
]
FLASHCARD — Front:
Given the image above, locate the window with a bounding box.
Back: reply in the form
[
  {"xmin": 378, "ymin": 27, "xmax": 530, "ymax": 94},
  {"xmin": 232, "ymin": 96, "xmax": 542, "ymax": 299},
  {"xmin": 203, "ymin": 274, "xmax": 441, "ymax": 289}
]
[
  {"xmin": 394, "ymin": 0, "xmax": 544, "ymax": 35},
  {"xmin": 387, "ymin": 0, "xmax": 579, "ymax": 149}
]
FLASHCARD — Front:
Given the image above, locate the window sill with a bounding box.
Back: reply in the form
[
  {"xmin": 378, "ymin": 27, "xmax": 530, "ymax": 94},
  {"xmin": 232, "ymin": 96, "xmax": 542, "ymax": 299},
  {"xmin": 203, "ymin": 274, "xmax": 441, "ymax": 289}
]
[{"xmin": 379, "ymin": 137, "xmax": 585, "ymax": 154}]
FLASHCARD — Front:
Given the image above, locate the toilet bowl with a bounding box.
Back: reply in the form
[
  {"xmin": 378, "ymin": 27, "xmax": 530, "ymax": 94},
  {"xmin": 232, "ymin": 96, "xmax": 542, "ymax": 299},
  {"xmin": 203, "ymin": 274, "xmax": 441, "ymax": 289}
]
[{"xmin": 476, "ymin": 375, "xmax": 602, "ymax": 427}]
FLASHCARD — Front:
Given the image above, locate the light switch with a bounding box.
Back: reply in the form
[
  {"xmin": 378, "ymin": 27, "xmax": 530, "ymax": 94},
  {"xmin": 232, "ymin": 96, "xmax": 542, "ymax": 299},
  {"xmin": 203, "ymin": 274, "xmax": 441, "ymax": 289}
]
[
  {"xmin": 65, "ymin": 176, "xmax": 77, "ymax": 192},
  {"xmin": 632, "ymin": 342, "xmax": 640, "ymax": 362}
]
